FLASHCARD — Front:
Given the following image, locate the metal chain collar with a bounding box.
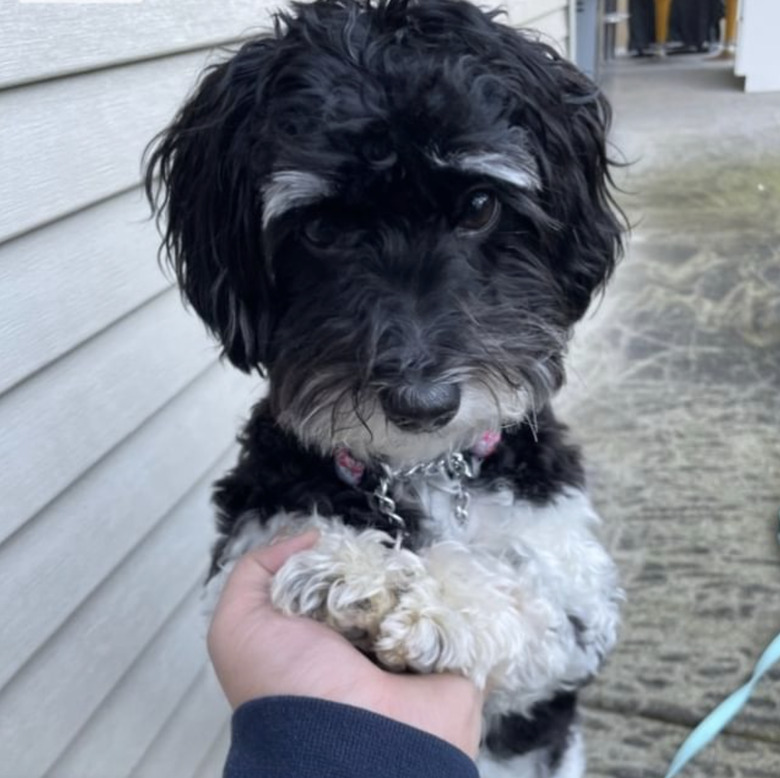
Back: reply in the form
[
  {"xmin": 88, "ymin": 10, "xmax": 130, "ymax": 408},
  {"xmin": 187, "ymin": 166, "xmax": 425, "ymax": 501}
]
[{"xmin": 372, "ymin": 451, "xmax": 475, "ymax": 542}]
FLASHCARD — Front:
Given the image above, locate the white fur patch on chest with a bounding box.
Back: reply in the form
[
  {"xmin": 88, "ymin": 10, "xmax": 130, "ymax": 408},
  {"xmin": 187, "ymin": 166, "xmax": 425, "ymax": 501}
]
[{"xmin": 400, "ymin": 474, "xmax": 600, "ymax": 551}]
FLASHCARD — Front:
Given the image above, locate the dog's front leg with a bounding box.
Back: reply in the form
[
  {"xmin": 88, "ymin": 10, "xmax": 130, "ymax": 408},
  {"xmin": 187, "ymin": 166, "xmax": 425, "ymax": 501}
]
[
  {"xmin": 371, "ymin": 540, "xmax": 588, "ymax": 707},
  {"xmin": 272, "ymin": 528, "xmax": 529, "ymax": 689},
  {"xmin": 372, "ymin": 491, "xmax": 621, "ymax": 711},
  {"xmin": 205, "ymin": 512, "xmax": 429, "ymax": 649},
  {"xmin": 494, "ymin": 489, "xmax": 623, "ymax": 688},
  {"xmin": 372, "ymin": 541, "xmax": 523, "ymax": 687}
]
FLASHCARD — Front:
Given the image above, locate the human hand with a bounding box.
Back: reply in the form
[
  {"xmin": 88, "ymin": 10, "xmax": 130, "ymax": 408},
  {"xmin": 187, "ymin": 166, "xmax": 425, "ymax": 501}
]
[{"xmin": 207, "ymin": 532, "xmax": 484, "ymax": 759}]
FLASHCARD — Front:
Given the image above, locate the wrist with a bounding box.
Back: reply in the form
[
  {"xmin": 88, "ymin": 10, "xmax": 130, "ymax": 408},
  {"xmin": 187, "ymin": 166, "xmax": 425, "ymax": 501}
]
[{"xmin": 372, "ymin": 672, "xmax": 483, "ymax": 759}]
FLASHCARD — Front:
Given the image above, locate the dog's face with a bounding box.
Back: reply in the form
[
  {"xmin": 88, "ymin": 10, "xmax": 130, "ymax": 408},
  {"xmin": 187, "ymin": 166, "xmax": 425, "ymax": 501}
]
[{"xmin": 147, "ymin": 0, "xmax": 622, "ymax": 464}]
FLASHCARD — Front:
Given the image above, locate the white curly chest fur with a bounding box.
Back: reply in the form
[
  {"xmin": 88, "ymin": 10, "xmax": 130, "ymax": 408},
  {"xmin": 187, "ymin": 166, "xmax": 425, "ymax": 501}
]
[{"xmin": 204, "ymin": 476, "xmax": 619, "ymax": 776}]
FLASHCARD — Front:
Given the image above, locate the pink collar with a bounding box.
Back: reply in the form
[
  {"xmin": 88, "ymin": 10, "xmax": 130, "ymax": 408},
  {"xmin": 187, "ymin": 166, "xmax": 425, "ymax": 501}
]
[{"xmin": 334, "ymin": 430, "xmax": 501, "ymax": 488}]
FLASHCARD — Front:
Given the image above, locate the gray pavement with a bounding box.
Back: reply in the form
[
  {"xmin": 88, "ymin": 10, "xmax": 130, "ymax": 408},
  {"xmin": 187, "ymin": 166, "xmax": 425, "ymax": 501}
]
[{"xmin": 556, "ymin": 55, "xmax": 780, "ymax": 776}]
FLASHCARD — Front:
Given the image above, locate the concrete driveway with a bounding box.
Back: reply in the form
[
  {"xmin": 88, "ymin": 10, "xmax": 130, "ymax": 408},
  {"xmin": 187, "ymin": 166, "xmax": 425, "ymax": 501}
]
[{"xmin": 557, "ymin": 55, "xmax": 780, "ymax": 777}]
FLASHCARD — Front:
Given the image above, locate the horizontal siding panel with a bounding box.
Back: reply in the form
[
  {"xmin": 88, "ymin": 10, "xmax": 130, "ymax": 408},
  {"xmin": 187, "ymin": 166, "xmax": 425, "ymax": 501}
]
[
  {"xmin": 1, "ymin": 0, "xmax": 273, "ymax": 90},
  {"xmin": 0, "ymin": 371, "xmax": 254, "ymax": 692},
  {"xmin": 131, "ymin": 668, "xmax": 232, "ymax": 778},
  {"xmin": 508, "ymin": 0, "xmax": 566, "ymax": 27},
  {"xmin": 0, "ymin": 51, "xmax": 212, "ymax": 244},
  {"xmin": 49, "ymin": 591, "xmax": 220, "ymax": 778},
  {"xmin": 1, "ymin": 0, "xmax": 572, "ymax": 90},
  {"xmin": 0, "ymin": 0, "xmax": 571, "ymax": 89},
  {"xmin": 0, "ymin": 289, "xmax": 221, "ymax": 544},
  {"xmin": 0, "ymin": 463, "xmax": 229, "ymax": 778},
  {"xmin": 523, "ymin": 9, "xmax": 569, "ymax": 53},
  {"xmin": 0, "ymin": 188, "xmax": 169, "ymax": 395},
  {"xmin": 193, "ymin": 725, "xmax": 231, "ymax": 778}
]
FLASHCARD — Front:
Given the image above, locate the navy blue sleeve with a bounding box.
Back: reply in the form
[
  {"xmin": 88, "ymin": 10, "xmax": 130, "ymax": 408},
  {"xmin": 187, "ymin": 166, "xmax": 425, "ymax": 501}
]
[{"xmin": 223, "ymin": 696, "xmax": 480, "ymax": 778}]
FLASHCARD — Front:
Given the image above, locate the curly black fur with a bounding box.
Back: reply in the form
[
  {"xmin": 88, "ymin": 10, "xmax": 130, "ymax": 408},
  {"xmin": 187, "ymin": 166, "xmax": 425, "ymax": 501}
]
[
  {"xmin": 486, "ymin": 692, "xmax": 578, "ymax": 768},
  {"xmin": 146, "ymin": 0, "xmax": 622, "ymax": 430}
]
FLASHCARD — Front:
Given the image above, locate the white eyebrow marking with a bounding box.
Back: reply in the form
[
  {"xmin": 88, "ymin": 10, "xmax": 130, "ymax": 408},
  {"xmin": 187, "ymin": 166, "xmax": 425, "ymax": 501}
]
[
  {"xmin": 443, "ymin": 151, "xmax": 540, "ymax": 190},
  {"xmin": 261, "ymin": 171, "xmax": 332, "ymax": 227},
  {"xmin": 430, "ymin": 129, "xmax": 541, "ymax": 191}
]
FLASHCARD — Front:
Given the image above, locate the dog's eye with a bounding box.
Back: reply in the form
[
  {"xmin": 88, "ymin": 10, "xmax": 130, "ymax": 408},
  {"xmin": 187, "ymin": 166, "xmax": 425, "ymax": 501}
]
[
  {"xmin": 362, "ymin": 137, "xmax": 396, "ymax": 166},
  {"xmin": 303, "ymin": 219, "xmax": 339, "ymax": 249},
  {"xmin": 457, "ymin": 191, "xmax": 500, "ymax": 233}
]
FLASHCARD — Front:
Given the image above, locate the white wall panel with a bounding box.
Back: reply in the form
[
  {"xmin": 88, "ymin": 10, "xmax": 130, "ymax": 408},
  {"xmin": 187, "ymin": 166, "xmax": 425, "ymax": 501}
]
[
  {"xmin": 0, "ymin": 374, "xmax": 254, "ymax": 692},
  {"xmin": 1, "ymin": 0, "xmax": 273, "ymax": 89},
  {"xmin": 507, "ymin": 0, "xmax": 570, "ymax": 56},
  {"xmin": 0, "ymin": 289, "xmax": 221, "ymax": 542},
  {"xmin": 48, "ymin": 590, "xmax": 216, "ymax": 778},
  {"xmin": 508, "ymin": 0, "xmax": 567, "ymax": 26},
  {"xmin": 736, "ymin": 0, "xmax": 780, "ymax": 92},
  {"xmin": 0, "ymin": 51, "xmax": 213, "ymax": 243},
  {"xmin": 130, "ymin": 669, "xmax": 232, "ymax": 778},
  {"xmin": 525, "ymin": 8, "xmax": 569, "ymax": 55},
  {"xmin": 0, "ymin": 188, "xmax": 169, "ymax": 395},
  {"xmin": 0, "ymin": 467, "xmax": 224, "ymax": 777},
  {"xmin": 192, "ymin": 725, "xmax": 231, "ymax": 778}
]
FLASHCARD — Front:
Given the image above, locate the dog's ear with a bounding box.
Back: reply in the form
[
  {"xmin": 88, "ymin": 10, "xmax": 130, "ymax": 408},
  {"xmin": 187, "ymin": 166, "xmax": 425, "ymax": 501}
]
[
  {"xmin": 545, "ymin": 53, "xmax": 624, "ymax": 320},
  {"xmin": 145, "ymin": 40, "xmax": 277, "ymax": 372},
  {"xmin": 494, "ymin": 29, "xmax": 625, "ymax": 320}
]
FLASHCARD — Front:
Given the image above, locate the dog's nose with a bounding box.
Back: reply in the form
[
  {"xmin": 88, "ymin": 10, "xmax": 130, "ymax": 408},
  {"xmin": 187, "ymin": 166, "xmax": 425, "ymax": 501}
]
[{"xmin": 379, "ymin": 382, "xmax": 461, "ymax": 432}]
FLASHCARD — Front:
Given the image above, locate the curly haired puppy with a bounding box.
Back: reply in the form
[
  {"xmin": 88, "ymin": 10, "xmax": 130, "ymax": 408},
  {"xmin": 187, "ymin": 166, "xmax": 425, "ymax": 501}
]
[{"xmin": 146, "ymin": 1, "xmax": 624, "ymax": 775}]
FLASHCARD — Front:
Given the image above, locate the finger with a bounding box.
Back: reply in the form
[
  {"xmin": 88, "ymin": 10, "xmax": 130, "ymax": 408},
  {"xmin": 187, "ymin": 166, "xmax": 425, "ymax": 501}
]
[
  {"xmin": 216, "ymin": 530, "xmax": 320, "ymax": 612},
  {"xmin": 209, "ymin": 529, "xmax": 321, "ymax": 647}
]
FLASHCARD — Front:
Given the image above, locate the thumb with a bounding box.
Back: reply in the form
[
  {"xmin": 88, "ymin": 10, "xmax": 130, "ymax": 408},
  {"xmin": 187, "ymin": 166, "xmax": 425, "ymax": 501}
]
[
  {"xmin": 246, "ymin": 529, "xmax": 321, "ymax": 576},
  {"xmin": 210, "ymin": 529, "xmax": 320, "ymax": 629},
  {"xmin": 223, "ymin": 530, "xmax": 321, "ymax": 602}
]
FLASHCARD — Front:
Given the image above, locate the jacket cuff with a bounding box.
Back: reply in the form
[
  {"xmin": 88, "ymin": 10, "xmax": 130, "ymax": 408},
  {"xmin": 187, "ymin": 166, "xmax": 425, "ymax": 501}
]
[{"xmin": 224, "ymin": 695, "xmax": 480, "ymax": 778}]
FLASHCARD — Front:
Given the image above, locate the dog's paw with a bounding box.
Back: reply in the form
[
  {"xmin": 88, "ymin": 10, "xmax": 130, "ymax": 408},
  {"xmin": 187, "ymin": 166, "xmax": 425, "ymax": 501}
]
[
  {"xmin": 271, "ymin": 527, "xmax": 426, "ymax": 640},
  {"xmin": 374, "ymin": 585, "xmax": 478, "ymax": 677},
  {"xmin": 373, "ymin": 543, "xmax": 520, "ymax": 687}
]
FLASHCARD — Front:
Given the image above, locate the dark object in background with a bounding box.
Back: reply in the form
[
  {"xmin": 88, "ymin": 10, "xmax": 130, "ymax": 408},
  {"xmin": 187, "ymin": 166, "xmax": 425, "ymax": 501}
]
[
  {"xmin": 628, "ymin": 0, "xmax": 655, "ymax": 55},
  {"xmin": 670, "ymin": 0, "xmax": 722, "ymax": 51},
  {"xmin": 629, "ymin": 0, "xmax": 723, "ymax": 55}
]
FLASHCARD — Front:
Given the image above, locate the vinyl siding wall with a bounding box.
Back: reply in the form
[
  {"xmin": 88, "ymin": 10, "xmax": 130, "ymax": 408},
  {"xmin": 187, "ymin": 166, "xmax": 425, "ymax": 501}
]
[
  {"xmin": 0, "ymin": 2, "xmax": 571, "ymax": 776},
  {"xmin": 507, "ymin": 0, "xmax": 573, "ymax": 56}
]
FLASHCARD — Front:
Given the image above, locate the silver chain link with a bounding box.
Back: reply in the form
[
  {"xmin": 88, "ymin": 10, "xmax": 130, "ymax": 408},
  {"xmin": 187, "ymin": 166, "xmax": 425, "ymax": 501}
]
[{"xmin": 372, "ymin": 451, "xmax": 475, "ymax": 541}]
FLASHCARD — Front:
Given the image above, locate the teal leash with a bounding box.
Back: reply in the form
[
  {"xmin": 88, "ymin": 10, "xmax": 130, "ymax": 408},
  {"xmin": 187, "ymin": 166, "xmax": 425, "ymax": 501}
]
[
  {"xmin": 663, "ymin": 509, "xmax": 780, "ymax": 777},
  {"xmin": 664, "ymin": 633, "xmax": 780, "ymax": 777}
]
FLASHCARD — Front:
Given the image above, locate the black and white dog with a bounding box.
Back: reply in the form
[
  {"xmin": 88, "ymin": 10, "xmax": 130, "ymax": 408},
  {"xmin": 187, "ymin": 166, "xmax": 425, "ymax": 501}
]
[{"xmin": 146, "ymin": 1, "xmax": 623, "ymax": 774}]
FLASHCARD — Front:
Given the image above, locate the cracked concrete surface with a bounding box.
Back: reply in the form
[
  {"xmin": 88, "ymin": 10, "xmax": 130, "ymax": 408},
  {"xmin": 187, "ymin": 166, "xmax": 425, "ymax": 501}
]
[{"xmin": 555, "ymin": 56, "xmax": 780, "ymax": 776}]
